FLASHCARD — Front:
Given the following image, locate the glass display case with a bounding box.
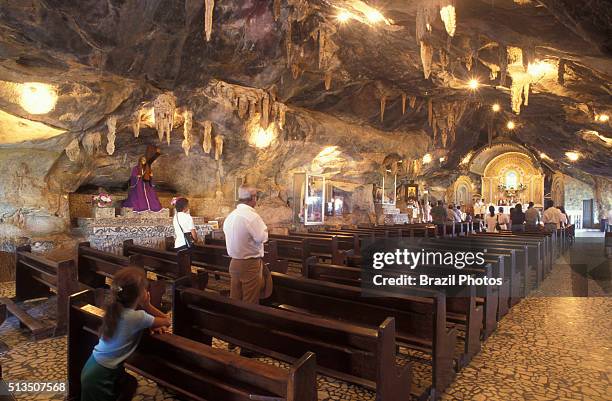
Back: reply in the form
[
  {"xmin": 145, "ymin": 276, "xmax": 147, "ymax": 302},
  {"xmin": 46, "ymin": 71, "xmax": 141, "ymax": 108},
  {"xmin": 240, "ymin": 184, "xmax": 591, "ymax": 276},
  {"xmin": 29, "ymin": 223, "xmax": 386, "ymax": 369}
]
[{"xmin": 293, "ymin": 173, "xmax": 325, "ymax": 225}]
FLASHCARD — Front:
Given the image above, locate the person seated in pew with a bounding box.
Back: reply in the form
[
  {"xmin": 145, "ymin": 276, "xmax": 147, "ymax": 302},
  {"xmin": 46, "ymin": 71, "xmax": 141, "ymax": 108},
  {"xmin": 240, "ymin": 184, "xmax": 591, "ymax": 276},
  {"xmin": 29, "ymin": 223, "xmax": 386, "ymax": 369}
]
[
  {"xmin": 172, "ymin": 197, "xmax": 198, "ymax": 251},
  {"xmin": 223, "ymin": 186, "xmax": 271, "ymax": 305},
  {"xmin": 81, "ymin": 267, "xmax": 170, "ymax": 401},
  {"xmin": 510, "ymin": 203, "xmax": 526, "ymax": 232}
]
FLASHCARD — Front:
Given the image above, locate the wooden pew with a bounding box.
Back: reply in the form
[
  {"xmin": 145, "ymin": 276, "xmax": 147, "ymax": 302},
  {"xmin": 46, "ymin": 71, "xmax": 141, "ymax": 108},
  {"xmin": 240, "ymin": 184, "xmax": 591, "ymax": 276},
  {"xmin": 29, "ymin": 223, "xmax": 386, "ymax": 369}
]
[
  {"xmin": 79, "ymin": 242, "xmax": 202, "ymax": 309},
  {"xmin": 3, "ymin": 245, "xmax": 78, "ymax": 337},
  {"xmin": 261, "ymin": 272, "xmax": 456, "ymax": 399},
  {"xmin": 67, "ymin": 290, "xmax": 318, "ymax": 401},
  {"xmin": 302, "ymin": 257, "xmax": 485, "ymax": 366},
  {"xmin": 164, "ymin": 237, "xmax": 289, "ymax": 276},
  {"xmin": 172, "ymin": 279, "xmax": 412, "ymax": 401},
  {"xmin": 0, "ymin": 304, "xmax": 7, "ymax": 352},
  {"xmin": 346, "ymin": 244, "xmax": 510, "ymax": 323},
  {"xmin": 270, "ymin": 234, "xmax": 349, "ymax": 265},
  {"xmin": 420, "ymin": 238, "xmax": 525, "ymax": 306}
]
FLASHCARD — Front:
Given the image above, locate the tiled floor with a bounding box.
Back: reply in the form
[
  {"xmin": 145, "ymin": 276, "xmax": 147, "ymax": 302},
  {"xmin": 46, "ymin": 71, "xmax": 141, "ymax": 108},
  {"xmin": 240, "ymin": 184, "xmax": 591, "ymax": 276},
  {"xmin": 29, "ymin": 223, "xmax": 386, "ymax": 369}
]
[{"xmin": 0, "ymin": 232, "xmax": 610, "ymax": 400}]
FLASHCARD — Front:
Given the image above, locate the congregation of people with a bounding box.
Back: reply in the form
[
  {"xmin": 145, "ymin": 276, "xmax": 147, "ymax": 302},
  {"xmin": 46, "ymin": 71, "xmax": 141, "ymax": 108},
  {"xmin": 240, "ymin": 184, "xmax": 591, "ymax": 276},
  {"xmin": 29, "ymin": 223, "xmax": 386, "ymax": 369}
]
[{"xmin": 426, "ymin": 198, "xmax": 569, "ymax": 233}]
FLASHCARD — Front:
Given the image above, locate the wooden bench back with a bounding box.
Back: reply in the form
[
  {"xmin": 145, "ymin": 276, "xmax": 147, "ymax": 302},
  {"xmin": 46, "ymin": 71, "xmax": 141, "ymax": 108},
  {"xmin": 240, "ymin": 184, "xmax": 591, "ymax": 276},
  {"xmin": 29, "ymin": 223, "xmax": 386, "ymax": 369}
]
[
  {"xmin": 68, "ymin": 290, "xmax": 317, "ymax": 401},
  {"xmin": 77, "ymin": 242, "xmax": 135, "ymax": 289},
  {"xmin": 123, "ymin": 240, "xmax": 191, "ymax": 279},
  {"xmin": 172, "ymin": 281, "xmax": 411, "ymax": 399}
]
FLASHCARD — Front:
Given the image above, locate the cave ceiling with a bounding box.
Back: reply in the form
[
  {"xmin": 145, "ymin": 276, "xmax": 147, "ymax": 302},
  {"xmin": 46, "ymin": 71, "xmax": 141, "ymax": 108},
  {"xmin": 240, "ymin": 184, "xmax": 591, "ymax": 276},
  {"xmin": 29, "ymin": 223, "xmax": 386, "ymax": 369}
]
[{"xmin": 0, "ymin": 0, "xmax": 610, "ymax": 192}]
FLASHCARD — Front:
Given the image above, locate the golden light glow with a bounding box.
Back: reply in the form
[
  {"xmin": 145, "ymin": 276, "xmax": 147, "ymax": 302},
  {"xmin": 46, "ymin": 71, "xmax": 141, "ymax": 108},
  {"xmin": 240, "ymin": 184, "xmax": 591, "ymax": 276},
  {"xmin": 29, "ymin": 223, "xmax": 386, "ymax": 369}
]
[
  {"xmin": 246, "ymin": 113, "xmax": 277, "ymax": 149},
  {"xmin": 506, "ymin": 120, "xmax": 516, "ymax": 130},
  {"xmin": 527, "ymin": 60, "xmax": 556, "ymax": 79},
  {"xmin": 337, "ymin": 10, "xmax": 353, "ymax": 23},
  {"xmin": 468, "ymin": 79, "xmax": 479, "ymax": 90},
  {"xmin": 492, "ymin": 103, "xmax": 501, "ymax": 112},
  {"xmin": 422, "ymin": 153, "xmax": 432, "ymax": 164},
  {"xmin": 565, "ymin": 151, "xmax": 580, "ymax": 162},
  {"xmin": 539, "ymin": 152, "xmax": 552, "ymax": 160},
  {"xmin": 20, "ymin": 82, "xmax": 58, "ymax": 114},
  {"xmin": 348, "ymin": 1, "xmax": 392, "ymax": 25},
  {"xmin": 439, "ymin": 5, "xmax": 456, "ymax": 37},
  {"xmin": 461, "ymin": 152, "xmax": 473, "ymax": 165},
  {"xmin": 595, "ymin": 114, "xmax": 609, "ymax": 122},
  {"xmin": 365, "ymin": 9, "xmax": 384, "ymax": 23},
  {"xmin": 439, "ymin": 157, "xmax": 446, "ymax": 163}
]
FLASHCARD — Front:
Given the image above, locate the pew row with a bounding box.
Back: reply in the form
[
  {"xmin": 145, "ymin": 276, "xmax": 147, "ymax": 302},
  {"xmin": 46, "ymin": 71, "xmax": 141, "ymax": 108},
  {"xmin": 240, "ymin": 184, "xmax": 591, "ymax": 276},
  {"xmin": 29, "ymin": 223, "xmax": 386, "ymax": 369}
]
[
  {"xmin": 67, "ymin": 289, "xmax": 318, "ymax": 401},
  {"xmin": 2, "ymin": 245, "xmax": 78, "ymax": 338},
  {"xmin": 172, "ymin": 279, "xmax": 413, "ymax": 401}
]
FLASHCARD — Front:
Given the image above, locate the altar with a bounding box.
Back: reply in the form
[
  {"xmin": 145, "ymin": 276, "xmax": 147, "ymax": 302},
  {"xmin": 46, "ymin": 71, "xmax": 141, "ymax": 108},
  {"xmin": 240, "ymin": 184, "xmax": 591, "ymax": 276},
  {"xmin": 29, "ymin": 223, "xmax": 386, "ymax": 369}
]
[{"xmin": 77, "ymin": 211, "xmax": 214, "ymax": 254}]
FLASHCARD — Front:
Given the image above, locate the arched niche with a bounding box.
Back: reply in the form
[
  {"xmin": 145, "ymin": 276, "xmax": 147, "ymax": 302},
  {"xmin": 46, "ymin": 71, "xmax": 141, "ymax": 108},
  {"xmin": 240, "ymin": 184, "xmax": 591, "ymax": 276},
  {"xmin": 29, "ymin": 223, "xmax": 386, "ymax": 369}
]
[
  {"xmin": 551, "ymin": 173, "xmax": 565, "ymax": 206},
  {"xmin": 451, "ymin": 175, "xmax": 475, "ymax": 206},
  {"xmin": 482, "ymin": 152, "xmax": 544, "ymax": 206}
]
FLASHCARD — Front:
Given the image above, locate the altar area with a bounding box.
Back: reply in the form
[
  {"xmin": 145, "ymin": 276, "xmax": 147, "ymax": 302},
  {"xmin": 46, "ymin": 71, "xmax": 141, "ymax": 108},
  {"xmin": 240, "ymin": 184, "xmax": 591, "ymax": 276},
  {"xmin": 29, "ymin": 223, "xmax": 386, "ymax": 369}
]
[{"xmin": 69, "ymin": 192, "xmax": 223, "ymax": 253}]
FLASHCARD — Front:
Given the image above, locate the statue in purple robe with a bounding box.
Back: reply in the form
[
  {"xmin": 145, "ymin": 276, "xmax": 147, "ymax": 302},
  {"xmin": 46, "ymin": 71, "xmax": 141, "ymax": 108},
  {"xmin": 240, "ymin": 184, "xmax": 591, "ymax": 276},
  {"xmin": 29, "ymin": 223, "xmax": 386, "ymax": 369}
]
[{"xmin": 123, "ymin": 145, "xmax": 163, "ymax": 212}]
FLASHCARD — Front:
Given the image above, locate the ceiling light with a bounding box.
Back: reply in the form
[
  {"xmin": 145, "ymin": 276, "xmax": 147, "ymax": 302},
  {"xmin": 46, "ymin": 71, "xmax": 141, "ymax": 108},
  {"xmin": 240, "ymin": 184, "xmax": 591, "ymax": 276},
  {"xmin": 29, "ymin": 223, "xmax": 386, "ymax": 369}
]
[
  {"xmin": 565, "ymin": 151, "xmax": 580, "ymax": 161},
  {"xmin": 337, "ymin": 10, "xmax": 352, "ymax": 23},
  {"xmin": 422, "ymin": 153, "xmax": 432, "ymax": 164},
  {"xmin": 439, "ymin": 157, "xmax": 446, "ymax": 163},
  {"xmin": 506, "ymin": 121, "xmax": 516, "ymax": 130},
  {"xmin": 20, "ymin": 82, "xmax": 58, "ymax": 114},
  {"xmin": 595, "ymin": 114, "xmax": 609, "ymax": 123},
  {"xmin": 461, "ymin": 152, "xmax": 473, "ymax": 165},
  {"xmin": 539, "ymin": 152, "xmax": 551, "ymax": 160},
  {"xmin": 468, "ymin": 79, "xmax": 479, "ymax": 90},
  {"xmin": 492, "ymin": 103, "xmax": 501, "ymax": 112},
  {"xmin": 527, "ymin": 60, "xmax": 556, "ymax": 79},
  {"xmin": 365, "ymin": 8, "xmax": 384, "ymax": 23}
]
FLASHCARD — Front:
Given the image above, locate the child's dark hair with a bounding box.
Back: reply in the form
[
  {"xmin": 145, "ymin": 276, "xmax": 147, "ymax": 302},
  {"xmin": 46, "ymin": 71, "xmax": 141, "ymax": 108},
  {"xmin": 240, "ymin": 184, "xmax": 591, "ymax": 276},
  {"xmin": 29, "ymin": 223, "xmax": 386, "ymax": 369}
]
[
  {"xmin": 100, "ymin": 266, "xmax": 148, "ymax": 339},
  {"xmin": 175, "ymin": 197, "xmax": 189, "ymax": 212}
]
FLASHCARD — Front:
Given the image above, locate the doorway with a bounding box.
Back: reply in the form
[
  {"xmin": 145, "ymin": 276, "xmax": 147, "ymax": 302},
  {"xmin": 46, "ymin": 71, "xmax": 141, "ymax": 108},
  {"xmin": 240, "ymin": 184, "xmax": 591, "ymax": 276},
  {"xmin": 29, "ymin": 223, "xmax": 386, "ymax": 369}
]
[{"xmin": 582, "ymin": 199, "xmax": 594, "ymax": 228}]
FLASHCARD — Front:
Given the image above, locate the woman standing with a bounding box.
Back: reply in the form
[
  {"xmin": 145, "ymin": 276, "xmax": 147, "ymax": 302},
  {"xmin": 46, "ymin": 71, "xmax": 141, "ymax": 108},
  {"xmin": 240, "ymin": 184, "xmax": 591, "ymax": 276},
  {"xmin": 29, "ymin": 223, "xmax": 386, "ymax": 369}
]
[
  {"xmin": 173, "ymin": 197, "xmax": 198, "ymax": 250},
  {"xmin": 123, "ymin": 145, "xmax": 162, "ymax": 212},
  {"xmin": 510, "ymin": 203, "xmax": 526, "ymax": 232},
  {"xmin": 485, "ymin": 206, "xmax": 498, "ymax": 232}
]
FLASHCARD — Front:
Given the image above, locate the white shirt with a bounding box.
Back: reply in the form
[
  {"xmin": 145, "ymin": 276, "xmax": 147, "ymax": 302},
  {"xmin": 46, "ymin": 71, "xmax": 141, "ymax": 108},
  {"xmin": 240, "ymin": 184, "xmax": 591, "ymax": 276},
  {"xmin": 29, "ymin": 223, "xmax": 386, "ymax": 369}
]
[
  {"xmin": 497, "ymin": 213, "xmax": 510, "ymax": 229},
  {"xmin": 173, "ymin": 212, "xmax": 195, "ymax": 248},
  {"xmin": 485, "ymin": 214, "xmax": 498, "ymax": 232},
  {"xmin": 223, "ymin": 204, "xmax": 268, "ymax": 259},
  {"xmin": 542, "ymin": 207, "xmax": 563, "ymax": 229}
]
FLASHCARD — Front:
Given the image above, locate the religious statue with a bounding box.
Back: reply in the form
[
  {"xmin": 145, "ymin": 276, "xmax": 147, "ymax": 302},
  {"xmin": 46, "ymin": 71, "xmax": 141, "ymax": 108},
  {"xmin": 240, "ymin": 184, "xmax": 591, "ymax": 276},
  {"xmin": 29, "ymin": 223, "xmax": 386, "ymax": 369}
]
[{"xmin": 122, "ymin": 145, "xmax": 163, "ymax": 212}]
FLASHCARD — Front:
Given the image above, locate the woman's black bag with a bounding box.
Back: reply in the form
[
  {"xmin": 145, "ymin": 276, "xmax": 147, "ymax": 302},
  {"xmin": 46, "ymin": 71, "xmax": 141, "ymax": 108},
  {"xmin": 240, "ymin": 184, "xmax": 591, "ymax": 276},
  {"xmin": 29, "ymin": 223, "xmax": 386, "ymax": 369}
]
[{"xmin": 175, "ymin": 214, "xmax": 195, "ymax": 248}]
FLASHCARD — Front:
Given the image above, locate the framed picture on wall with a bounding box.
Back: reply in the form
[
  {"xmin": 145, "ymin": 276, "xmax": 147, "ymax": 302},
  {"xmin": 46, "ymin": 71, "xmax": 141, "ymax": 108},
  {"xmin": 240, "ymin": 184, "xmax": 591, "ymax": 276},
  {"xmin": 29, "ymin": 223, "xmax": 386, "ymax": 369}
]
[
  {"xmin": 234, "ymin": 177, "xmax": 244, "ymax": 201},
  {"xmin": 406, "ymin": 183, "xmax": 418, "ymax": 200}
]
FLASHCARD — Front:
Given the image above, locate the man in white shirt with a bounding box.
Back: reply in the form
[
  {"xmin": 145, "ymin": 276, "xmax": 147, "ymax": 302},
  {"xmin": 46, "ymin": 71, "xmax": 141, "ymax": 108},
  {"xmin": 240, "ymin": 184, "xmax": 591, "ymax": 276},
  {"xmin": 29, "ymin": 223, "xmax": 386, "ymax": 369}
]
[
  {"xmin": 223, "ymin": 186, "xmax": 269, "ymax": 305},
  {"xmin": 542, "ymin": 200, "xmax": 562, "ymax": 230}
]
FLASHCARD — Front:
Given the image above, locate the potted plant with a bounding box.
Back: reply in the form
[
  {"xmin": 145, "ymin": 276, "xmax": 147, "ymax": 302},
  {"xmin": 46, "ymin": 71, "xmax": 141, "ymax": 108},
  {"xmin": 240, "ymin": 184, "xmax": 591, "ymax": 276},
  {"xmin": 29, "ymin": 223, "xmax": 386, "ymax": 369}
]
[{"xmin": 92, "ymin": 192, "xmax": 115, "ymax": 219}]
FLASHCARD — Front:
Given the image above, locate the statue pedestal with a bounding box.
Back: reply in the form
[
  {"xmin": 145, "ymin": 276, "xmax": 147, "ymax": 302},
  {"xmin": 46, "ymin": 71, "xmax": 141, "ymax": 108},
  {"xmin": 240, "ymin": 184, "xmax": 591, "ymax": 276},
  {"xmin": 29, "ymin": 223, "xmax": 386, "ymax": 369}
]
[
  {"xmin": 92, "ymin": 207, "xmax": 116, "ymax": 219},
  {"xmin": 77, "ymin": 216, "xmax": 213, "ymax": 254},
  {"xmin": 120, "ymin": 208, "xmax": 170, "ymax": 219}
]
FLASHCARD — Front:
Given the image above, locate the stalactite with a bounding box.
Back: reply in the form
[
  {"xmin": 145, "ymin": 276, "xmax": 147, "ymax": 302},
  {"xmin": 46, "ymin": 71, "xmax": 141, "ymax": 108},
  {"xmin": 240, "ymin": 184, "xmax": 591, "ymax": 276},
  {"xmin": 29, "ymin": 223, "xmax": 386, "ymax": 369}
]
[
  {"xmin": 277, "ymin": 103, "xmax": 287, "ymax": 129},
  {"xmin": 427, "ymin": 98, "xmax": 433, "ymax": 127},
  {"xmin": 131, "ymin": 109, "xmax": 142, "ymax": 138},
  {"xmin": 273, "ymin": 0, "xmax": 281, "ymax": 21},
  {"xmin": 203, "ymin": 121, "xmax": 212, "ymax": 154},
  {"xmin": 522, "ymin": 43, "xmax": 536, "ymax": 70},
  {"xmin": 557, "ymin": 59, "xmax": 566, "ymax": 85},
  {"xmin": 154, "ymin": 93, "xmax": 175, "ymax": 144},
  {"xmin": 380, "ymin": 95, "xmax": 387, "ymax": 122},
  {"xmin": 204, "ymin": 0, "xmax": 214, "ymax": 42},
  {"xmin": 420, "ymin": 41, "xmax": 433, "ymax": 79},
  {"xmin": 106, "ymin": 116, "xmax": 117, "ymax": 156},
  {"xmin": 82, "ymin": 132, "xmax": 101, "ymax": 155},
  {"xmin": 291, "ymin": 63, "xmax": 300, "ymax": 79},
  {"xmin": 238, "ymin": 95, "xmax": 248, "ymax": 118},
  {"xmin": 286, "ymin": 18, "xmax": 293, "ymax": 67},
  {"xmin": 499, "ymin": 45, "xmax": 508, "ymax": 86},
  {"xmin": 439, "ymin": 2, "xmax": 456, "ymax": 37},
  {"xmin": 439, "ymin": 48, "xmax": 449, "ymax": 71},
  {"xmin": 409, "ymin": 96, "xmax": 416, "ymax": 109},
  {"xmin": 324, "ymin": 71, "xmax": 332, "ymax": 90},
  {"xmin": 261, "ymin": 93, "xmax": 270, "ymax": 129},
  {"xmin": 401, "ymin": 93, "xmax": 407, "ymax": 115},
  {"xmin": 65, "ymin": 138, "xmax": 80, "ymax": 162},
  {"xmin": 416, "ymin": 1, "xmax": 436, "ymax": 44},
  {"xmin": 214, "ymin": 135, "xmax": 224, "ymax": 160},
  {"xmin": 181, "ymin": 110, "xmax": 193, "ymax": 156}
]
